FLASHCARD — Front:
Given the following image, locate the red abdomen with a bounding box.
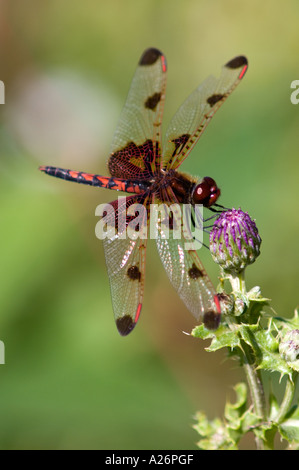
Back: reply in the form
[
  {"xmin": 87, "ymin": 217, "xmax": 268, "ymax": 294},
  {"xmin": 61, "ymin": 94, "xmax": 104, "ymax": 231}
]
[{"xmin": 39, "ymin": 166, "xmax": 150, "ymax": 194}]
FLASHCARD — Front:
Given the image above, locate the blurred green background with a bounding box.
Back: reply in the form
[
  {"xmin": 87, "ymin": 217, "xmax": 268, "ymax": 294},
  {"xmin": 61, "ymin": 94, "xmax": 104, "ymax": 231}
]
[{"xmin": 0, "ymin": 0, "xmax": 299, "ymax": 450}]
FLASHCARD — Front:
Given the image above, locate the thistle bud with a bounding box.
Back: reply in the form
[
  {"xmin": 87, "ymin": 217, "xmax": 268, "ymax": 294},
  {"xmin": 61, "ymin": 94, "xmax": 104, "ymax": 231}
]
[
  {"xmin": 279, "ymin": 329, "xmax": 299, "ymax": 363},
  {"xmin": 210, "ymin": 208, "xmax": 261, "ymax": 275},
  {"xmin": 215, "ymin": 293, "xmax": 234, "ymax": 315}
]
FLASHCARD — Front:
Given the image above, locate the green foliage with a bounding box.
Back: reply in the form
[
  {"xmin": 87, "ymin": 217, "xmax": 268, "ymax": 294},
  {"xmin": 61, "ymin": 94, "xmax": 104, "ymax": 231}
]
[
  {"xmin": 192, "ymin": 273, "xmax": 299, "ymax": 450},
  {"xmin": 194, "ymin": 383, "xmax": 260, "ymax": 450}
]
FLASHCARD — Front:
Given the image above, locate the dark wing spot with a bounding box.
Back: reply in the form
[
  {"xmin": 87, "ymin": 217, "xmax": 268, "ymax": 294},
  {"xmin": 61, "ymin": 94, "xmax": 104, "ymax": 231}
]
[
  {"xmin": 207, "ymin": 93, "xmax": 224, "ymax": 107},
  {"xmin": 203, "ymin": 310, "xmax": 221, "ymax": 330},
  {"xmin": 127, "ymin": 265, "xmax": 141, "ymax": 281},
  {"xmin": 145, "ymin": 92, "xmax": 161, "ymax": 111},
  {"xmin": 139, "ymin": 48, "xmax": 162, "ymax": 66},
  {"xmin": 225, "ymin": 56, "xmax": 248, "ymax": 69},
  {"xmin": 188, "ymin": 263, "xmax": 203, "ymax": 279},
  {"xmin": 116, "ymin": 315, "xmax": 136, "ymax": 336},
  {"xmin": 108, "ymin": 139, "xmax": 159, "ymax": 179},
  {"xmin": 171, "ymin": 134, "xmax": 191, "ymax": 158}
]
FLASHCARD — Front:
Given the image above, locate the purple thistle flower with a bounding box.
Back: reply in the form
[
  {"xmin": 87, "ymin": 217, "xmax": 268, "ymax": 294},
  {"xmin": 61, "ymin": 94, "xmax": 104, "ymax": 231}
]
[{"xmin": 210, "ymin": 208, "xmax": 261, "ymax": 274}]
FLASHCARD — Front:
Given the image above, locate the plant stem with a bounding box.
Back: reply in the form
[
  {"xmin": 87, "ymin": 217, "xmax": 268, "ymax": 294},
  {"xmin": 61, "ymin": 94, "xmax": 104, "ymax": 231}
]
[
  {"xmin": 242, "ymin": 342, "xmax": 267, "ymax": 419},
  {"xmin": 241, "ymin": 340, "xmax": 267, "ymax": 450},
  {"xmin": 275, "ymin": 373, "xmax": 298, "ymax": 424},
  {"xmin": 229, "ymin": 270, "xmax": 246, "ymax": 294},
  {"xmin": 229, "ymin": 270, "xmax": 267, "ymax": 449}
]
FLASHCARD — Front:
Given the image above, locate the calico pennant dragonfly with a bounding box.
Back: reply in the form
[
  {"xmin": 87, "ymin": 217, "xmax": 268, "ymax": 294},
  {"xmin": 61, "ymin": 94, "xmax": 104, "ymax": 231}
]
[{"xmin": 40, "ymin": 48, "xmax": 248, "ymax": 336}]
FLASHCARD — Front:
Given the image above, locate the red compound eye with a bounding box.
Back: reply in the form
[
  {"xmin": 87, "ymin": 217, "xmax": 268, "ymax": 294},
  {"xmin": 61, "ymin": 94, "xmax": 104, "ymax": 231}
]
[{"xmin": 192, "ymin": 177, "xmax": 220, "ymax": 207}]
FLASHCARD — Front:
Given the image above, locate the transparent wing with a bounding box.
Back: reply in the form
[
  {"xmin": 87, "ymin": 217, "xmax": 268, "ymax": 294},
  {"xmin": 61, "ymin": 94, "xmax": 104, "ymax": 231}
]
[
  {"xmin": 101, "ymin": 194, "xmax": 150, "ymax": 335},
  {"xmin": 108, "ymin": 48, "xmax": 167, "ymax": 180},
  {"xmin": 155, "ymin": 192, "xmax": 221, "ymax": 329},
  {"xmin": 162, "ymin": 56, "xmax": 248, "ymax": 170}
]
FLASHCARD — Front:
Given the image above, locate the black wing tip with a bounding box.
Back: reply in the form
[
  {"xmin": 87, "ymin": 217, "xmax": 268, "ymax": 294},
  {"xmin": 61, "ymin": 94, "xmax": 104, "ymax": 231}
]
[
  {"xmin": 203, "ymin": 311, "xmax": 221, "ymax": 330},
  {"xmin": 116, "ymin": 315, "xmax": 136, "ymax": 336},
  {"xmin": 225, "ymin": 55, "xmax": 248, "ymax": 69},
  {"xmin": 139, "ymin": 47, "xmax": 163, "ymax": 66}
]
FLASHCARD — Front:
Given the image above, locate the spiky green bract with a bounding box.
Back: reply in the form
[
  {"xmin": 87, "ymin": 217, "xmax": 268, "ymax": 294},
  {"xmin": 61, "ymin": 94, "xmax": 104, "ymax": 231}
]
[{"xmin": 193, "ymin": 312, "xmax": 299, "ymax": 379}]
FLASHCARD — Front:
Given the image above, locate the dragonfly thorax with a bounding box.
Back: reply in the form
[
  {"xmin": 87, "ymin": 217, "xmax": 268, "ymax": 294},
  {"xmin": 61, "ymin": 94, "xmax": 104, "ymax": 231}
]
[
  {"xmin": 152, "ymin": 169, "xmax": 194, "ymax": 204},
  {"xmin": 153, "ymin": 171, "xmax": 220, "ymax": 208}
]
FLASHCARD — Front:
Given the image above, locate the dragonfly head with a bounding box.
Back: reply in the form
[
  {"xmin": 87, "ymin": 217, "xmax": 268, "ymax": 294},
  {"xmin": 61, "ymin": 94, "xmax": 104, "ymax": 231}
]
[{"xmin": 192, "ymin": 177, "xmax": 220, "ymax": 208}]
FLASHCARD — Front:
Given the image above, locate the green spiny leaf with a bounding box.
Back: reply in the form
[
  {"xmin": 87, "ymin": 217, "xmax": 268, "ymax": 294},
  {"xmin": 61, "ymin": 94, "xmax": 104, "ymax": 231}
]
[
  {"xmin": 269, "ymin": 391, "xmax": 280, "ymax": 421},
  {"xmin": 193, "ymin": 412, "xmax": 237, "ymax": 450},
  {"xmin": 192, "ymin": 324, "xmax": 240, "ymax": 352},
  {"xmin": 279, "ymin": 419, "xmax": 299, "ymax": 443},
  {"xmin": 225, "ymin": 383, "xmax": 247, "ymax": 422}
]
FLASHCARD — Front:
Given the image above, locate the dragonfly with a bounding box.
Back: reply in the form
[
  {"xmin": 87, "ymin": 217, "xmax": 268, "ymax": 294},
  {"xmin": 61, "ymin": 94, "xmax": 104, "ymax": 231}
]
[{"xmin": 40, "ymin": 48, "xmax": 248, "ymax": 336}]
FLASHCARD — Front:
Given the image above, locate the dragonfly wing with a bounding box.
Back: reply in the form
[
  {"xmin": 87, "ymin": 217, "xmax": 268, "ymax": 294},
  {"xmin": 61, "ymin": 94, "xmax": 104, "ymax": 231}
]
[
  {"xmin": 101, "ymin": 194, "xmax": 150, "ymax": 335},
  {"xmin": 108, "ymin": 48, "xmax": 167, "ymax": 180},
  {"xmin": 155, "ymin": 194, "xmax": 221, "ymax": 329},
  {"xmin": 162, "ymin": 56, "xmax": 248, "ymax": 170}
]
